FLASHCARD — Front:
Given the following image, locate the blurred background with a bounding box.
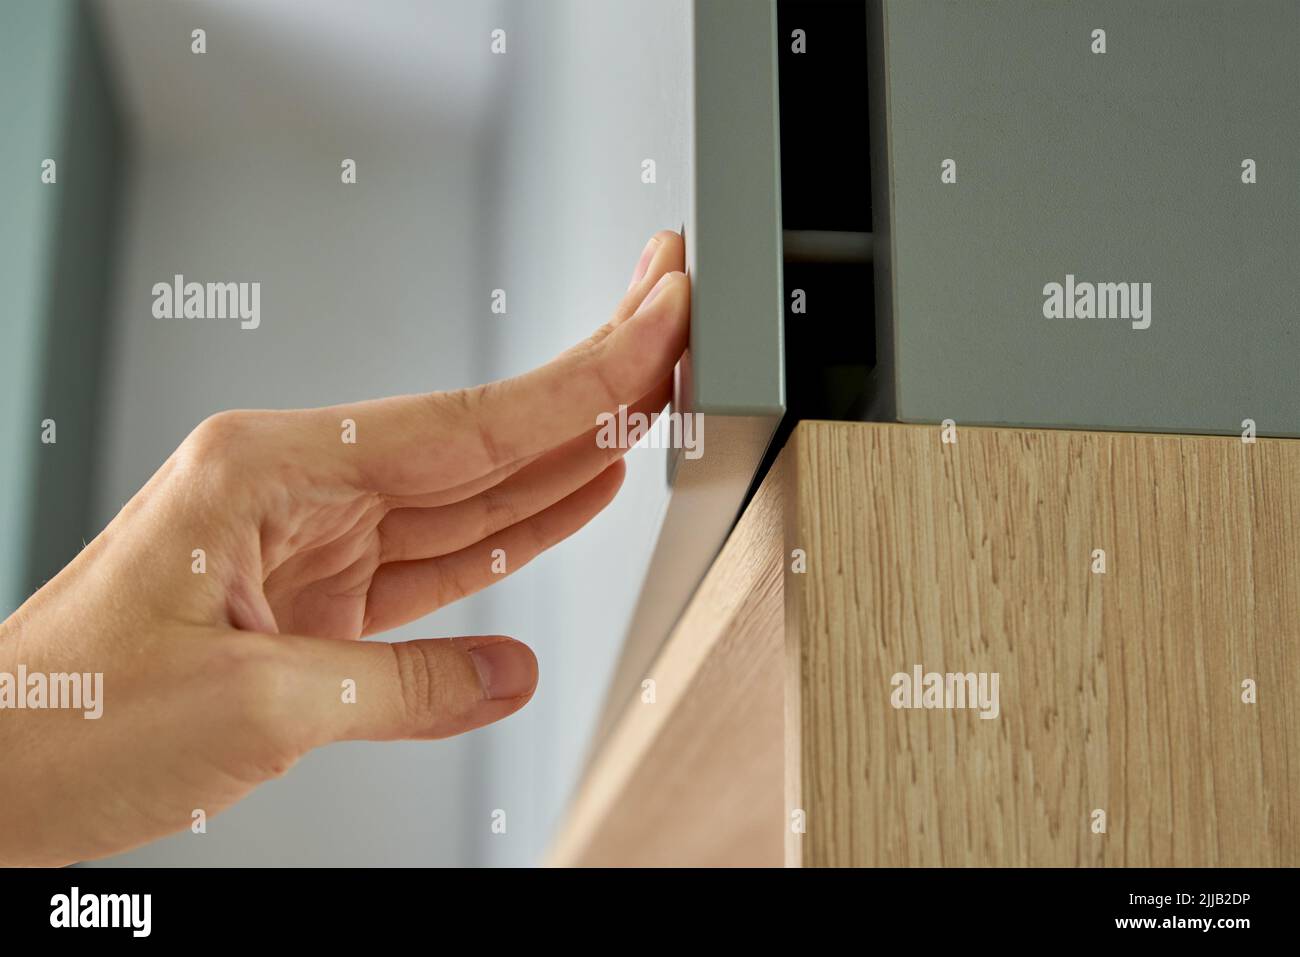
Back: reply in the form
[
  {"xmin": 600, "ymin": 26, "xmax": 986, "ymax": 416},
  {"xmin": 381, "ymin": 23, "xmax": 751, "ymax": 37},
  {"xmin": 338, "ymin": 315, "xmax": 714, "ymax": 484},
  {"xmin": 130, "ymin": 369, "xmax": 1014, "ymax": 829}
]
[{"xmin": 0, "ymin": 0, "xmax": 690, "ymax": 865}]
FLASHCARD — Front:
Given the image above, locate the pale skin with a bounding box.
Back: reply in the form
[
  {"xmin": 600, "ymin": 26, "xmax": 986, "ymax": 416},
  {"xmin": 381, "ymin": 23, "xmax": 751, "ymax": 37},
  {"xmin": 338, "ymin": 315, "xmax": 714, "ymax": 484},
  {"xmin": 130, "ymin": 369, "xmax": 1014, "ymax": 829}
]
[{"xmin": 0, "ymin": 230, "xmax": 689, "ymax": 867}]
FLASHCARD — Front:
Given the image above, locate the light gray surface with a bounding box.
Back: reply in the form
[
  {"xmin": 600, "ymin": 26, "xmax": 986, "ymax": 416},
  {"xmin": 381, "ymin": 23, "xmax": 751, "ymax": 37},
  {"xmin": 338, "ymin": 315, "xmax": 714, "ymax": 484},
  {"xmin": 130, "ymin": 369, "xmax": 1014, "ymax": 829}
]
[
  {"xmin": 688, "ymin": 0, "xmax": 785, "ymax": 418},
  {"xmin": 876, "ymin": 0, "xmax": 1300, "ymax": 435}
]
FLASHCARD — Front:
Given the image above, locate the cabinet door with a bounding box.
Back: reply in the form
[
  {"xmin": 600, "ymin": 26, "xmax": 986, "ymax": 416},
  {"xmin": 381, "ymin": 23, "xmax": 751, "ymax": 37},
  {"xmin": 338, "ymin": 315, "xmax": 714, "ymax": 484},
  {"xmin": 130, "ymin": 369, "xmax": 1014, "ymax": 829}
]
[{"xmin": 872, "ymin": 0, "xmax": 1300, "ymax": 436}]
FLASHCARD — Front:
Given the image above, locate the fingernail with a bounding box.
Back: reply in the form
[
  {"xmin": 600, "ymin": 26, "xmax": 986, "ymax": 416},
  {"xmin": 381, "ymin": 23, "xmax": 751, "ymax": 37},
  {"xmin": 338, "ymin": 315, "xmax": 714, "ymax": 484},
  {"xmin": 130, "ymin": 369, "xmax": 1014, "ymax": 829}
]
[
  {"xmin": 628, "ymin": 236, "xmax": 660, "ymax": 289},
  {"xmin": 469, "ymin": 641, "xmax": 537, "ymax": 700},
  {"xmin": 634, "ymin": 271, "xmax": 678, "ymax": 315}
]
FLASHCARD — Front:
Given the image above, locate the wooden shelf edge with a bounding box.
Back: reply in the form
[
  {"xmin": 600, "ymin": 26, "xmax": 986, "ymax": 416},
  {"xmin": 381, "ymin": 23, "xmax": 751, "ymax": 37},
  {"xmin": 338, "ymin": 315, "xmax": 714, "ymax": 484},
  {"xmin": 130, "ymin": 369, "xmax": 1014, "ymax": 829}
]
[{"xmin": 545, "ymin": 454, "xmax": 788, "ymax": 867}]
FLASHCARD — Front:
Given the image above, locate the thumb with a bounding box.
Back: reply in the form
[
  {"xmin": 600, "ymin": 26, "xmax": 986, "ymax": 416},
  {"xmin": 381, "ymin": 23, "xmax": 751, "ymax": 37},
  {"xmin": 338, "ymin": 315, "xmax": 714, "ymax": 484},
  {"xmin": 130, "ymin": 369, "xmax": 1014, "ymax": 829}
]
[{"xmin": 275, "ymin": 633, "xmax": 538, "ymax": 745}]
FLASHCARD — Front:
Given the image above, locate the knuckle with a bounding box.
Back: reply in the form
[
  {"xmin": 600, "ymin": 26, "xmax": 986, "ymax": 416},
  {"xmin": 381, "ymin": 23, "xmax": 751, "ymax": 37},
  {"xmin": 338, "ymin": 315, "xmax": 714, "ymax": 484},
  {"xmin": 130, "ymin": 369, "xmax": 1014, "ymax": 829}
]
[
  {"xmin": 425, "ymin": 387, "xmax": 463, "ymax": 423},
  {"xmin": 587, "ymin": 350, "xmax": 623, "ymax": 409},
  {"xmin": 477, "ymin": 486, "xmax": 519, "ymax": 535},
  {"xmin": 188, "ymin": 410, "xmax": 250, "ymax": 451},
  {"xmin": 211, "ymin": 639, "xmax": 304, "ymax": 761},
  {"xmin": 585, "ymin": 317, "xmax": 619, "ymax": 348},
  {"xmin": 178, "ymin": 410, "xmax": 257, "ymax": 485},
  {"xmin": 375, "ymin": 510, "xmax": 404, "ymax": 564},
  {"xmin": 228, "ymin": 645, "xmax": 290, "ymax": 725},
  {"xmin": 390, "ymin": 641, "xmax": 440, "ymax": 729},
  {"xmin": 446, "ymin": 383, "xmax": 511, "ymax": 470},
  {"xmin": 526, "ymin": 520, "xmax": 552, "ymax": 558},
  {"xmin": 568, "ymin": 334, "xmax": 622, "ymax": 410},
  {"xmin": 440, "ymin": 385, "xmax": 481, "ymax": 421}
]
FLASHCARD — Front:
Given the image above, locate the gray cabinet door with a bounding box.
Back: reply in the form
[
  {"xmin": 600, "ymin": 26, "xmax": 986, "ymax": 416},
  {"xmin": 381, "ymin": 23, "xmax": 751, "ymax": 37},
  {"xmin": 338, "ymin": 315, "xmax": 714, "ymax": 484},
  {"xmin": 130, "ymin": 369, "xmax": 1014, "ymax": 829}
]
[{"xmin": 872, "ymin": 0, "xmax": 1300, "ymax": 436}]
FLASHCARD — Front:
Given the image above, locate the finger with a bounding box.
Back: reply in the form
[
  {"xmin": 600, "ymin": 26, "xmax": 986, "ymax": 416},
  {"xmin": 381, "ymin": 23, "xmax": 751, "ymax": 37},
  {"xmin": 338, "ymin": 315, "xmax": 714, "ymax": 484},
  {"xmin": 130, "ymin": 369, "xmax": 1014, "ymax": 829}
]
[
  {"xmin": 381, "ymin": 449, "xmax": 544, "ymax": 510},
  {"xmin": 376, "ymin": 375, "xmax": 672, "ymax": 563},
  {"xmin": 321, "ymin": 234, "xmax": 688, "ymax": 496},
  {"xmin": 458, "ymin": 268, "xmax": 687, "ymax": 467},
  {"xmin": 616, "ymin": 228, "xmax": 687, "ymax": 321},
  {"xmin": 271, "ymin": 632, "xmax": 539, "ymax": 745},
  {"xmin": 361, "ymin": 458, "xmax": 626, "ymax": 636}
]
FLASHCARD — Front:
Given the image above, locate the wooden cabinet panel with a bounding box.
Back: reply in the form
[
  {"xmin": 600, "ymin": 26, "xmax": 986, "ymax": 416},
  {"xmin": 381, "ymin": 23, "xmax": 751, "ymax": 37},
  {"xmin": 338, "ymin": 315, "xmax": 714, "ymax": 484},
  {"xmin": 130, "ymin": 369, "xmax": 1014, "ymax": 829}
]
[
  {"xmin": 554, "ymin": 421, "xmax": 1299, "ymax": 866},
  {"xmin": 788, "ymin": 422, "xmax": 1300, "ymax": 866}
]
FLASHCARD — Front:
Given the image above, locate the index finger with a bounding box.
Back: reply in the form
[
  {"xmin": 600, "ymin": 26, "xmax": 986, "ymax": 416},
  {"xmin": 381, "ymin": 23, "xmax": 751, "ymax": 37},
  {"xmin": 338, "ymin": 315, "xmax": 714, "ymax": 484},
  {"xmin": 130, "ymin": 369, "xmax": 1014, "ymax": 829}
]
[
  {"xmin": 472, "ymin": 268, "xmax": 689, "ymax": 464},
  {"xmin": 333, "ymin": 233, "xmax": 690, "ymax": 495}
]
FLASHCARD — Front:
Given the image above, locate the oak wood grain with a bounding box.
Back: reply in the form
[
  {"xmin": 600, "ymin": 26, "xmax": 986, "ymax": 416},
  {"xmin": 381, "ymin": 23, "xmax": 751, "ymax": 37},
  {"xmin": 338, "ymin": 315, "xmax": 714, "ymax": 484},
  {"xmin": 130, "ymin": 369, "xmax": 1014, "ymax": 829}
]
[
  {"xmin": 788, "ymin": 421, "xmax": 1300, "ymax": 866},
  {"xmin": 546, "ymin": 458, "xmax": 786, "ymax": 867}
]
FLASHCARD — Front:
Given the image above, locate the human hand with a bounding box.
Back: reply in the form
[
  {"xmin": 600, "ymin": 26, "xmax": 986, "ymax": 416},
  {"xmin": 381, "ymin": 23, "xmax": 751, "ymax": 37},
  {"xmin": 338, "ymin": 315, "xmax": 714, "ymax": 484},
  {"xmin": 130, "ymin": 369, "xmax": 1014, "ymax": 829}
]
[{"xmin": 0, "ymin": 230, "xmax": 688, "ymax": 867}]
